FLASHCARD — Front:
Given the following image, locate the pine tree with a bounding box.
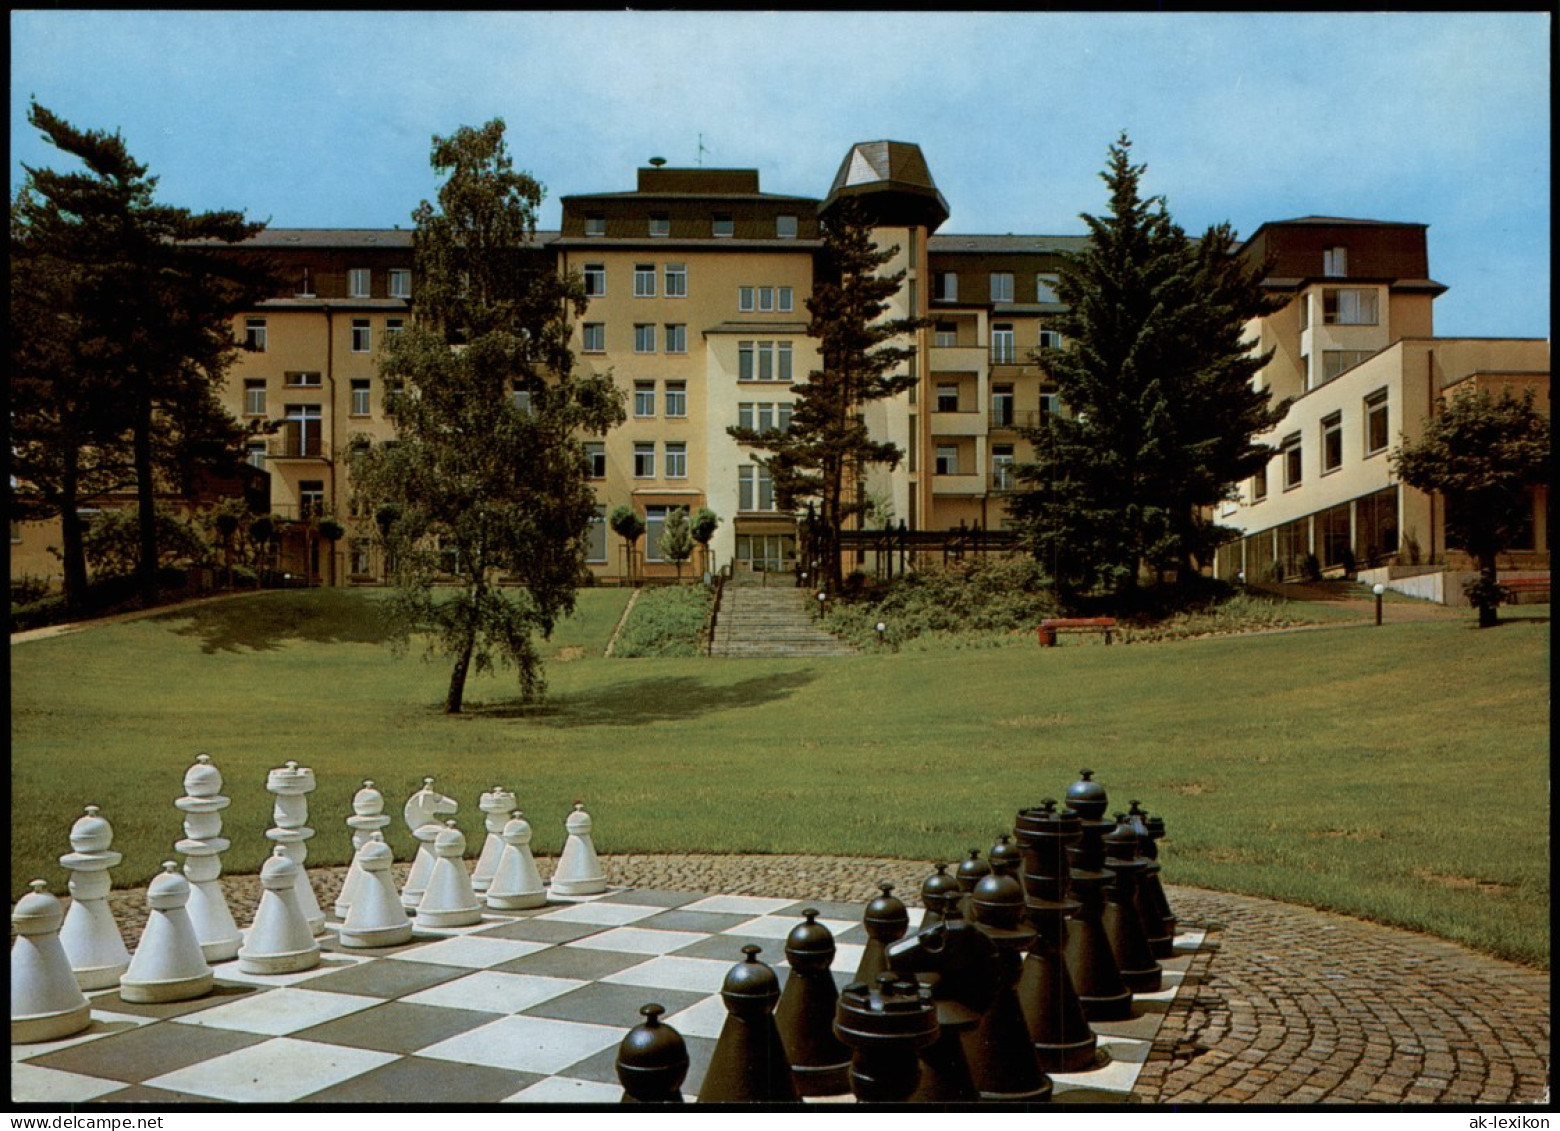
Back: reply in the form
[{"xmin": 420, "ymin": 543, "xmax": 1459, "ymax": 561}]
[
  {"xmin": 353, "ymin": 119, "xmax": 625, "ymax": 713},
  {"xmin": 1010, "ymin": 135, "xmax": 1283, "ymax": 607},
  {"xmin": 729, "ymin": 197, "xmax": 924, "ymax": 593},
  {"xmin": 1392, "ymin": 387, "xmax": 1549, "ymax": 627}
]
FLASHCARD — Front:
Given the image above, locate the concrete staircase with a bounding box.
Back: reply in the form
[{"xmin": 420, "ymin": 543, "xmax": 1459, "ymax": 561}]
[{"xmin": 709, "ymin": 584, "xmax": 858, "ymax": 658}]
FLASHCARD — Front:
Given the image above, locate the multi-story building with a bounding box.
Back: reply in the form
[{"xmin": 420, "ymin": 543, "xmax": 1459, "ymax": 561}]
[{"xmin": 12, "ymin": 142, "xmax": 1548, "ymax": 593}]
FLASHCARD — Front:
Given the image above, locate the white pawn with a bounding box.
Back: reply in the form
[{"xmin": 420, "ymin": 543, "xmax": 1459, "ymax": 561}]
[
  {"xmin": 336, "ymin": 780, "xmax": 391, "ymax": 919},
  {"xmin": 486, "ymin": 812, "xmax": 546, "ymax": 911},
  {"xmin": 265, "ymin": 761, "xmax": 325, "ymax": 936},
  {"xmin": 338, "ymin": 835, "xmax": 413, "ymax": 949},
  {"xmin": 175, "ymin": 754, "xmax": 241, "ymax": 962},
  {"xmin": 401, "ymin": 778, "xmax": 458, "ymax": 909},
  {"xmin": 120, "ymin": 862, "xmax": 214, "ymax": 1004},
  {"xmin": 414, "ymin": 822, "xmax": 484, "ymax": 929},
  {"xmin": 471, "ymin": 785, "xmax": 517, "ymax": 893},
  {"xmin": 11, "ymin": 880, "xmax": 92, "ymax": 1045},
  {"xmin": 58, "ymin": 805, "xmax": 130, "ymax": 989},
  {"xmin": 237, "ymin": 847, "xmax": 321, "ymax": 975},
  {"xmin": 551, "ymin": 802, "xmax": 607, "ymax": 897}
]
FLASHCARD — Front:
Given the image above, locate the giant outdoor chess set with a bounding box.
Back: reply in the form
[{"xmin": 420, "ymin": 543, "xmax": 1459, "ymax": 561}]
[{"xmin": 13, "ymin": 759, "xmax": 1208, "ymax": 1105}]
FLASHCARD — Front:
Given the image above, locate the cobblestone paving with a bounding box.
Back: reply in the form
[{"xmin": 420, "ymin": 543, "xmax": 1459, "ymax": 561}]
[{"xmin": 87, "ymin": 857, "xmax": 1550, "ymax": 1106}]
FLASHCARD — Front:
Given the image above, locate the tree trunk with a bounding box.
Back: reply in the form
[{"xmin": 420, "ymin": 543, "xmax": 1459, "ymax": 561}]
[
  {"xmin": 445, "ymin": 641, "xmax": 473, "ymax": 713},
  {"xmin": 57, "ymin": 454, "xmax": 90, "ymax": 614},
  {"xmin": 133, "ymin": 382, "xmax": 158, "ymax": 608}
]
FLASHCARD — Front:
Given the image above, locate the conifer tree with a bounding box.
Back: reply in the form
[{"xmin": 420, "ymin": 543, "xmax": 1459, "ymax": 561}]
[
  {"xmin": 729, "ymin": 197, "xmax": 924, "ymax": 593},
  {"xmin": 1010, "ymin": 135, "xmax": 1282, "ymax": 606}
]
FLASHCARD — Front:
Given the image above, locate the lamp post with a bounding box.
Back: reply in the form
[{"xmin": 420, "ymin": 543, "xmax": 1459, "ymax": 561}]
[
  {"xmin": 1372, "ymin": 583, "xmax": 1385, "ymax": 626},
  {"xmin": 875, "ymin": 621, "xmax": 887, "ymax": 649}
]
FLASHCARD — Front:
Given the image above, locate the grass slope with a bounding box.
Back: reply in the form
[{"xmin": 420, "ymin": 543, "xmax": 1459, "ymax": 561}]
[{"xmin": 10, "ymin": 589, "xmax": 1549, "ymax": 967}]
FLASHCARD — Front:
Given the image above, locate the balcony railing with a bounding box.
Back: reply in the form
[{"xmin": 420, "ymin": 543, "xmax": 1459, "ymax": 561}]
[{"xmin": 270, "ymin": 422, "xmax": 326, "ymax": 459}]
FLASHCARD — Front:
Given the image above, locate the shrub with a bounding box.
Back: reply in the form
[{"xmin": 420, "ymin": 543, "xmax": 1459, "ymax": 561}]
[
  {"xmin": 9, "ymin": 595, "xmax": 67, "ymax": 633},
  {"xmin": 612, "ymin": 584, "xmax": 713, "ymax": 657}
]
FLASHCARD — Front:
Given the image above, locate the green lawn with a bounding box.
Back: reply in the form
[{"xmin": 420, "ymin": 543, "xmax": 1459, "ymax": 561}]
[{"xmin": 10, "ymin": 588, "xmax": 1549, "ymax": 967}]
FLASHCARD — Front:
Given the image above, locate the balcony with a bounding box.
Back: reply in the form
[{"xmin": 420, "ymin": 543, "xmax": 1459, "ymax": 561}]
[
  {"xmin": 931, "ymin": 472, "xmax": 985, "ymax": 496},
  {"xmin": 990, "ymin": 408, "xmax": 1046, "ymax": 432},
  {"xmin": 928, "ymin": 345, "xmax": 988, "ymax": 373},
  {"xmin": 930, "ymin": 410, "xmax": 986, "ymax": 438},
  {"xmin": 270, "ymin": 422, "xmax": 327, "ymax": 460}
]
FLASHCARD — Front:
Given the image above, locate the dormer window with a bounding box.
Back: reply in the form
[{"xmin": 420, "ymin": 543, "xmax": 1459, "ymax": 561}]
[
  {"xmin": 776, "ymin": 215, "xmax": 798, "ymax": 239},
  {"xmin": 649, "ymin": 214, "xmax": 670, "ymax": 238},
  {"xmin": 585, "ymin": 214, "xmax": 606, "ymax": 237},
  {"xmin": 1323, "ymin": 246, "xmax": 1348, "ymax": 277},
  {"xmin": 713, "ymin": 214, "xmax": 734, "ymax": 238}
]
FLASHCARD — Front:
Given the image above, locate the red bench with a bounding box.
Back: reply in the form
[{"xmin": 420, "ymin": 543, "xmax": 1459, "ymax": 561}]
[
  {"xmin": 1038, "ymin": 617, "xmax": 1117, "ymax": 646},
  {"xmin": 1501, "ymin": 577, "xmax": 1550, "ymax": 602}
]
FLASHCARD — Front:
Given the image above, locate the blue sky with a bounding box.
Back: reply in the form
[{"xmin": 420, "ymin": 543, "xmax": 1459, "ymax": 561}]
[{"xmin": 11, "ymin": 11, "xmax": 1551, "ymax": 338}]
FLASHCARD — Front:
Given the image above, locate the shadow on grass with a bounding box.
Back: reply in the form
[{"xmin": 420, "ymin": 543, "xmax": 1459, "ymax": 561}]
[
  {"xmin": 460, "ymin": 670, "xmax": 816, "ymax": 727},
  {"xmin": 154, "ymin": 591, "xmax": 396, "ymax": 654}
]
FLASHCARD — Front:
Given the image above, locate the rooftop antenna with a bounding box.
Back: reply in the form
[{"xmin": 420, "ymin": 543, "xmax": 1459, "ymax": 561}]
[{"xmin": 697, "ymin": 133, "xmax": 708, "ymax": 168}]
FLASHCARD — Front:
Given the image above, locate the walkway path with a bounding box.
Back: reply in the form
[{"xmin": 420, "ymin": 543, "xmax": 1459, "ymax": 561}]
[{"xmin": 709, "ymin": 585, "xmax": 856, "ymax": 658}]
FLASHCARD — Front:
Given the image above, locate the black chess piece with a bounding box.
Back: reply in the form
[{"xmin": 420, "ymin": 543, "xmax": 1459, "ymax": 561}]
[
  {"xmin": 1062, "ymin": 770, "xmax": 1133, "ymax": 1021},
  {"xmin": 919, "ymin": 862, "xmax": 959, "ymax": 931},
  {"xmin": 854, "ymin": 881, "xmax": 909, "ymax": 985},
  {"xmin": 1129, "ymin": 801, "xmax": 1178, "ymax": 958},
  {"xmin": 955, "ymin": 847, "xmax": 993, "ymax": 922},
  {"xmin": 774, "ymin": 909, "xmax": 851, "ymax": 1097},
  {"xmin": 887, "ymin": 889, "xmax": 997, "ymax": 1103},
  {"xmin": 966, "ymin": 870, "xmax": 1053, "ymax": 1102},
  {"xmin": 834, "ymin": 975, "xmax": 939, "ymax": 1103},
  {"xmin": 697, "ymin": 945, "xmax": 799, "ymax": 1103},
  {"xmin": 1103, "ymin": 813, "xmax": 1163, "ymax": 994},
  {"xmin": 988, "ymin": 833, "xmax": 1023, "ymax": 880},
  {"xmin": 1014, "ymin": 799, "xmax": 1099, "ymax": 1072},
  {"xmin": 616, "ymin": 1003, "xmax": 689, "ymax": 1103}
]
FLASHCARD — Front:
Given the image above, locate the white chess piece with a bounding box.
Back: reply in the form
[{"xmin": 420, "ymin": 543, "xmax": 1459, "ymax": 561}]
[
  {"xmin": 486, "ymin": 812, "xmax": 546, "ymax": 911},
  {"xmin": 237, "ymin": 847, "xmax": 321, "ymax": 975},
  {"xmin": 551, "ymin": 802, "xmax": 607, "ymax": 897},
  {"xmin": 414, "ymin": 822, "xmax": 484, "ymax": 929},
  {"xmin": 120, "ymin": 862, "xmax": 214, "ymax": 1004},
  {"xmin": 175, "ymin": 754, "xmax": 241, "ymax": 962},
  {"xmin": 58, "ymin": 805, "xmax": 130, "ymax": 989},
  {"xmin": 338, "ymin": 835, "xmax": 413, "ymax": 948},
  {"xmin": 400, "ymin": 778, "xmax": 458, "ymax": 909},
  {"xmin": 11, "ymin": 880, "xmax": 92, "ymax": 1045},
  {"xmin": 336, "ymin": 780, "xmax": 391, "ymax": 919},
  {"xmin": 471, "ymin": 786, "xmax": 516, "ymax": 893},
  {"xmin": 266, "ymin": 761, "xmax": 325, "ymax": 936}
]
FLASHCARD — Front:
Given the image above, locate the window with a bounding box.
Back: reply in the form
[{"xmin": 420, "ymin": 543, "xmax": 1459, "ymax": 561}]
[
  {"xmin": 348, "ymin": 539, "xmax": 372, "ymax": 576},
  {"xmin": 1299, "ymin": 294, "xmax": 1310, "ymax": 331},
  {"xmin": 665, "ymin": 324, "xmax": 687, "ymax": 354},
  {"xmin": 634, "ymin": 324, "xmax": 656, "ymax": 354},
  {"xmin": 1323, "ymin": 246, "xmax": 1348, "ymax": 277},
  {"xmin": 348, "ymin": 269, "xmax": 371, "ymax": 298},
  {"xmin": 936, "ymin": 384, "xmax": 959, "ymax": 413},
  {"xmin": 665, "ymin": 263, "xmax": 687, "ymax": 297},
  {"xmin": 776, "ymin": 214, "xmax": 798, "ymax": 239},
  {"xmin": 758, "ymin": 287, "xmax": 775, "ymax": 312},
  {"xmin": 1252, "ymin": 463, "xmax": 1268, "ymax": 502},
  {"xmin": 587, "ymin": 506, "xmax": 608, "ymax": 562},
  {"xmin": 351, "ymin": 319, "xmax": 371, "ymax": 353},
  {"xmin": 738, "ymin": 340, "xmax": 754, "ymax": 381},
  {"xmin": 512, "ymin": 385, "xmax": 534, "ymax": 416},
  {"xmin": 585, "ymin": 214, "xmax": 606, "ymax": 237},
  {"xmin": 649, "ymin": 213, "xmax": 670, "ymax": 237},
  {"xmin": 758, "ymin": 341, "xmax": 775, "ymax": 381},
  {"xmin": 299, "ymin": 480, "xmax": 326, "ymax": 520},
  {"xmin": 1322, "ymin": 287, "xmax": 1378, "ymax": 325},
  {"xmin": 1282, "ymin": 433, "xmax": 1302, "ymax": 490},
  {"xmin": 739, "ymin": 286, "xmax": 755, "ymax": 312},
  {"xmin": 992, "ymin": 324, "xmax": 1015, "ymax": 364},
  {"xmin": 990, "ymin": 273, "xmax": 1014, "ymax": 303},
  {"xmin": 388, "ymin": 269, "xmax": 411, "ymax": 299},
  {"xmin": 286, "ymin": 405, "xmax": 323, "ymax": 457},
  {"xmin": 665, "ymin": 442, "xmax": 687, "ymax": 479},
  {"xmin": 778, "ymin": 287, "xmax": 793, "ymax": 313},
  {"xmin": 385, "ymin": 318, "xmax": 404, "ymax": 340},
  {"xmin": 1321, "ymin": 412, "xmax": 1343, "ymax": 474},
  {"xmin": 935, "ymin": 446, "xmax": 959, "ymax": 475},
  {"xmin": 582, "ymin": 323, "xmax": 605, "ymax": 353},
  {"xmin": 992, "ymin": 384, "xmax": 1015, "ymax": 426},
  {"xmin": 285, "ymin": 371, "xmax": 322, "ymax": 387},
  {"xmin": 244, "ymin": 379, "xmax": 267, "ymax": 416},
  {"xmin": 634, "ymin": 381, "xmax": 656, "ymax": 417},
  {"xmin": 739, "ymin": 285, "xmax": 792, "ymax": 312},
  {"xmin": 644, "ymin": 505, "xmax": 681, "ymax": 561},
  {"xmin": 244, "ymin": 317, "xmax": 267, "ymax": 351},
  {"xmin": 739, "ymin": 464, "xmax": 775, "ymax": 511},
  {"xmin": 713, "ymin": 214, "xmax": 734, "ymax": 238},
  {"xmin": 992, "ymin": 445, "xmax": 1015, "ymax": 490},
  {"xmin": 585, "ymin": 442, "xmax": 606, "ymax": 479},
  {"xmin": 633, "ymin": 442, "xmax": 656, "ymax": 478},
  {"xmin": 1322, "ymin": 349, "xmax": 1374, "ymax": 383},
  {"xmin": 298, "ymin": 267, "xmax": 314, "ymax": 297},
  {"xmin": 584, "ymin": 264, "xmax": 606, "ymax": 297},
  {"xmin": 633, "ymin": 264, "xmax": 656, "ymax": 298},
  {"xmin": 246, "ymin": 440, "xmax": 267, "ymax": 470},
  {"xmin": 665, "ymin": 381, "xmax": 687, "ymax": 417},
  {"xmin": 1364, "ymin": 389, "xmax": 1390, "ymax": 456},
  {"xmin": 934, "ymin": 271, "xmax": 958, "ymax": 302},
  {"xmin": 777, "ymin": 341, "xmax": 792, "ymax": 382},
  {"xmin": 1035, "ymin": 273, "xmax": 1060, "ymax": 303},
  {"xmin": 1038, "ymin": 329, "xmax": 1064, "ymax": 351},
  {"xmin": 351, "ymin": 379, "xmax": 370, "ymax": 416},
  {"xmin": 1039, "ymin": 392, "xmax": 1061, "ymax": 417},
  {"xmin": 934, "ymin": 322, "xmax": 958, "ymax": 348}
]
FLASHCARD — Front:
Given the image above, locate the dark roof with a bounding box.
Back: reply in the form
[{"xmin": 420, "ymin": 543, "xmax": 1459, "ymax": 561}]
[
  {"xmin": 554, "ymin": 238, "xmax": 822, "ymax": 252},
  {"xmin": 219, "ymin": 228, "xmax": 560, "ymax": 250},
  {"xmin": 929, "ymin": 234, "xmax": 1089, "ymax": 254},
  {"xmin": 821, "ymin": 141, "xmax": 950, "ymax": 230},
  {"xmin": 562, "ymin": 191, "xmax": 817, "ymax": 204},
  {"xmin": 1264, "ymin": 216, "xmax": 1427, "ymax": 228}
]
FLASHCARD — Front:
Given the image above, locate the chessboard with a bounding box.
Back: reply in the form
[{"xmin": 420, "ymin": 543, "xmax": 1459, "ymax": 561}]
[{"xmin": 11, "ymin": 886, "xmax": 1205, "ymax": 1106}]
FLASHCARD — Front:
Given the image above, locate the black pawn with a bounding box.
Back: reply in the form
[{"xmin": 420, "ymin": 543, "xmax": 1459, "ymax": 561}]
[
  {"xmin": 775, "ymin": 909, "xmax": 851, "ymax": 1097},
  {"xmin": 1063, "ymin": 771, "xmax": 1133, "ymax": 1022},
  {"xmin": 1130, "ymin": 801, "xmax": 1178, "ymax": 957},
  {"xmin": 967, "ymin": 871, "xmax": 1052, "ymax": 1102},
  {"xmin": 988, "ymin": 833, "xmax": 1023, "ymax": 880},
  {"xmin": 1102, "ymin": 813, "xmax": 1162, "ymax": 994},
  {"xmin": 617, "ymin": 1003, "xmax": 689, "ymax": 1103},
  {"xmin": 698, "ymin": 945, "xmax": 799, "ymax": 1104},
  {"xmin": 955, "ymin": 847, "xmax": 992, "ymax": 922},
  {"xmin": 854, "ymin": 881, "xmax": 909, "ymax": 986},
  {"xmin": 919, "ymin": 862, "xmax": 959, "ymax": 930},
  {"xmin": 834, "ymin": 975, "xmax": 939, "ymax": 1104}
]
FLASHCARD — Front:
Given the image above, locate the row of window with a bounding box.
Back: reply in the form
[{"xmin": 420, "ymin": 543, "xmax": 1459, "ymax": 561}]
[
  {"xmin": 1298, "ymin": 287, "xmax": 1380, "ymax": 329},
  {"xmin": 583, "ymin": 323, "xmax": 689, "ymax": 354},
  {"xmin": 941, "ymin": 384, "xmax": 1062, "ymax": 419},
  {"xmin": 243, "ymin": 317, "xmax": 401, "ymax": 354},
  {"xmin": 579, "ymin": 264, "xmax": 795, "ymax": 314},
  {"xmin": 583, "ymin": 214, "xmax": 800, "ymax": 240},
  {"xmin": 244, "ymin": 378, "xmax": 375, "ymax": 418},
  {"xmin": 1253, "ymin": 389, "xmax": 1389, "ymax": 501},
  {"xmin": 626, "ymin": 441, "xmax": 688, "ymax": 480},
  {"xmin": 633, "ymin": 381, "xmax": 688, "ymax": 418},
  {"xmin": 932, "ymin": 272, "xmax": 1061, "ymax": 305}
]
